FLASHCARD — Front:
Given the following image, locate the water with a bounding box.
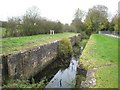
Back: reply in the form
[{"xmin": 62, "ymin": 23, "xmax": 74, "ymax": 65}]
[
  {"xmin": 30, "ymin": 46, "xmax": 83, "ymax": 88},
  {"xmin": 45, "ymin": 56, "xmax": 79, "ymax": 88}
]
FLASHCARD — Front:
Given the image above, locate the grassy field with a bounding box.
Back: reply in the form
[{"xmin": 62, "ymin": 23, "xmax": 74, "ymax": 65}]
[
  {"xmin": 79, "ymin": 34, "xmax": 118, "ymax": 88},
  {"xmin": 1, "ymin": 32, "xmax": 77, "ymax": 55}
]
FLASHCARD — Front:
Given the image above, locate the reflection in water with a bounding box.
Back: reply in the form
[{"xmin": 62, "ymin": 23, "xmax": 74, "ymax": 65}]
[{"xmin": 45, "ymin": 57, "xmax": 78, "ymax": 88}]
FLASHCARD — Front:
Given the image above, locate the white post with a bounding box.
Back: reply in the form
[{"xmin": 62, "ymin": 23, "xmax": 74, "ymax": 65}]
[
  {"xmin": 50, "ymin": 30, "xmax": 55, "ymax": 35},
  {"xmin": 50, "ymin": 30, "xmax": 52, "ymax": 35},
  {"xmin": 53, "ymin": 30, "xmax": 54, "ymax": 35}
]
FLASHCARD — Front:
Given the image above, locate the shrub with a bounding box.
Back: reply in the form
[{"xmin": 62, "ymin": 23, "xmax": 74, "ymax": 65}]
[
  {"xmin": 74, "ymin": 35, "xmax": 81, "ymax": 47},
  {"xmin": 2, "ymin": 79, "xmax": 46, "ymax": 88},
  {"xmin": 74, "ymin": 35, "xmax": 88, "ymax": 48},
  {"xmin": 57, "ymin": 38, "xmax": 73, "ymax": 60},
  {"xmin": 79, "ymin": 39, "xmax": 88, "ymax": 48},
  {"xmin": 81, "ymin": 31, "xmax": 89, "ymax": 39}
]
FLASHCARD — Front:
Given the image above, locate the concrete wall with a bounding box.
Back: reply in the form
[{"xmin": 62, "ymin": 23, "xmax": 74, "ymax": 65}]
[{"xmin": 1, "ymin": 35, "xmax": 81, "ymax": 85}]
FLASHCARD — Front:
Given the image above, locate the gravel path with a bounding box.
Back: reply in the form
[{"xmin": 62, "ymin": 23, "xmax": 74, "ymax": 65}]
[{"xmin": 104, "ymin": 34, "xmax": 120, "ymax": 38}]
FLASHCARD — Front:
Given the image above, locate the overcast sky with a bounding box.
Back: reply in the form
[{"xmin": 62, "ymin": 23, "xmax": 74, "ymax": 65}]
[{"xmin": 0, "ymin": 0, "xmax": 119, "ymax": 24}]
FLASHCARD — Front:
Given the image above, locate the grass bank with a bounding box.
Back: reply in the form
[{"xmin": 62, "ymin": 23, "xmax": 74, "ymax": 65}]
[
  {"xmin": 1, "ymin": 32, "xmax": 78, "ymax": 55},
  {"xmin": 79, "ymin": 34, "xmax": 118, "ymax": 88}
]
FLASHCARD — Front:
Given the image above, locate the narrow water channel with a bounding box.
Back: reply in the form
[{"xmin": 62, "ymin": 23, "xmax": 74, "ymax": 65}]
[
  {"xmin": 45, "ymin": 56, "xmax": 79, "ymax": 88},
  {"xmin": 30, "ymin": 46, "xmax": 83, "ymax": 88}
]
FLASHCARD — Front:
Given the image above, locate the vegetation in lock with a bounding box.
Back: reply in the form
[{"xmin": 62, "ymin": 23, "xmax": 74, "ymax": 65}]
[
  {"xmin": 57, "ymin": 38, "xmax": 73, "ymax": 60},
  {"xmin": 2, "ymin": 79, "xmax": 46, "ymax": 88}
]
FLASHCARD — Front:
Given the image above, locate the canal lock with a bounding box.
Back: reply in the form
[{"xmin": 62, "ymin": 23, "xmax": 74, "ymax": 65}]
[{"xmin": 29, "ymin": 44, "xmax": 87, "ymax": 88}]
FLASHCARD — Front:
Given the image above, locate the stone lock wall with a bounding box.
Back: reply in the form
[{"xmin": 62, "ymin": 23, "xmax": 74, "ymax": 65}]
[
  {"xmin": 1, "ymin": 35, "xmax": 81, "ymax": 85},
  {"xmin": 2, "ymin": 41, "xmax": 60, "ymax": 81}
]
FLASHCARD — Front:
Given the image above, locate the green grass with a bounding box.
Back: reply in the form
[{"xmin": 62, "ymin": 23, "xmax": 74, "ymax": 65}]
[
  {"xmin": 79, "ymin": 34, "xmax": 118, "ymax": 88},
  {"xmin": 1, "ymin": 32, "xmax": 77, "ymax": 55}
]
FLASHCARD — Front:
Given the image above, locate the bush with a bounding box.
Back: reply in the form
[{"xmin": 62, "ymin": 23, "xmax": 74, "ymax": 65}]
[
  {"xmin": 2, "ymin": 79, "xmax": 46, "ymax": 88},
  {"xmin": 81, "ymin": 31, "xmax": 89, "ymax": 39},
  {"xmin": 79, "ymin": 39, "xmax": 88, "ymax": 48},
  {"xmin": 57, "ymin": 38, "xmax": 73, "ymax": 60},
  {"xmin": 74, "ymin": 35, "xmax": 82, "ymax": 47}
]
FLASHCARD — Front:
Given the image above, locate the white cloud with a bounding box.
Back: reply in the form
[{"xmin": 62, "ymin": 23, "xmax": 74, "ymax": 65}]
[{"xmin": 0, "ymin": 0, "xmax": 119, "ymax": 24}]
